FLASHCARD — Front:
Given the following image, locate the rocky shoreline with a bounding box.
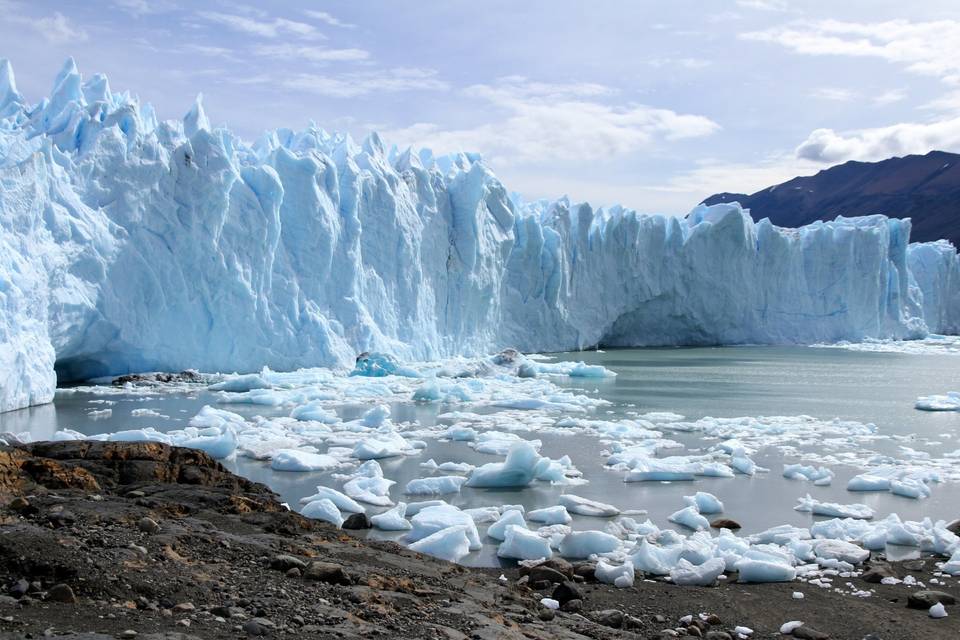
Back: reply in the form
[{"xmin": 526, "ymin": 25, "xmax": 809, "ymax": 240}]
[{"xmin": 0, "ymin": 441, "xmax": 955, "ymax": 639}]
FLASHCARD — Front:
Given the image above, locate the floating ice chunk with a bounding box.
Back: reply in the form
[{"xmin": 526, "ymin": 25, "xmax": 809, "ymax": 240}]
[
  {"xmin": 413, "ymin": 380, "xmax": 472, "ymax": 403},
  {"xmin": 559, "ymin": 530, "xmax": 621, "ymax": 559},
  {"xmin": 629, "ymin": 538, "xmax": 683, "ymax": 575},
  {"xmin": 130, "ymin": 408, "xmax": 169, "ymax": 419},
  {"xmin": 370, "ymin": 502, "xmax": 412, "ymax": 531},
  {"xmin": 528, "ymin": 505, "xmax": 572, "ymax": 525},
  {"xmin": 175, "ymin": 406, "xmax": 240, "ymax": 458},
  {"xmin": 487, "ymin": 509, "xmax": 528, "ymax": 541},
  {"xmin": 730, "ymin": 452, "xmax": 763, "ymax": 476},
  {"xmin": 891, "ymin": 477, "xmax": 931, "ymax": 499},
  {"xmin": 87, "ymin": 408, "xmax": 112, "ymax": 419},
  {"xmin": 402, "ymin": 501, "xmax": 449, "ymax": 519},
  {"xmin": 344, "ymin": 474, "xmax": 395, "ymax": 506},
  {"xmin": 351, "ymin": 352, "xmax": 420, "ymax": 378},
  {"xmin": 780, "ymin": 621, "xmax": 804, "ymax": 634},
  {"xmin": 595, "ymin": 559, "xmax": 634, "ymax": 587},
  {"xmin": 408, "ymin": 525, "xmax": 471, "ymax": 562},
  {"xmin": 783, "ymin": 464, "xmax": 834, "ymax": 486},
  {"xmin": 558, "ymin": 494, "xmax": 619, "ymax": 517},
  {"xmin": 540, "ymin": 597, "xmax": 559, "ymax": 610},
  {"xmin": 498, "ymin": 525, "xmax": 553, "ymax": 560},
  {"xmin": 466, "ymin": 441, "xmax": 543, "ymax": 488},
  {"xmin": 353, "ymin": 432, "xmax": 413, "ymax": 460},
  {"xmin": 670, "ymin": 557, "xmax": 725, "ymax": 586},
  {"xmin": 736, "ymin": 558, "xmax": 796, "ymax": 583},
  {"xmin": 792, "ymin": 592, "xmax": 804, "ymax": 599},
  {"xmin": 105, "ymin": 428, "xmax": 173, "ymax": 444},
  {"xmin": 749, "ymin": 524, "xmax": 811, "ymax": 545},
  {"xmin": 669, "ymin": 506, "xmax": 710, "ymax": 531},
  {"xmin": 360, "ymin": 404, "xmax": 391, "ymax": 428},
  {"xmin": 208, "ymin": 374, "xmax": 271, "ymax": 392},
  {"xmin": 404, "ymin": 475, "xmax": 467, "ymax": 495},
  {"xmin": 533, "ymin": 361, "xmax": 616, "ymax": 378},
  {"xmin": 623, "ymin": 458, "xmax": 697, "ymax": 482},
  {"xmin": 795, "ymin": 494, "xmax": 873, "ymax": 520},
  {"xmin": 443, "ymin": 426, "xmax": 477, "ymax": 441},
  {"xmin": 290, "ymin": 401, "xmax": 339, "ymax": 423},
  {"xmin": 463, "ymin": 506, "xmax": 501, "ymax": 523},
  {"xmin": 420, "ymin": 459, "xmax": 475, "ymax": 474},
  {"xmin": 300, "ymin": 498, "xmax": 344, "ymax": 528},
  {"xmin": 930, "ymin": 602, "xmax": 948, "ymax": 618},
  {"xmin": 846, "ymin": 474, "xmax": 891, "ymax": 492},
  {"xmin": 407, "ymin": 505, "xmax": 481, "ymax": 550},
  {"xmin": 569, "ymin": 363, "xmax": 616, "ymax": 378},
  {"xmin": 298, "ymin": 486, "xmax": 365, "ymax": 513},
  {"xmin": 683, "ymin": 492, "xmax": 724, "ymax": 514},
  {"xmin": 915, "ymin": 392, "xmax": 960, "ymax": 411},
  {"xmin": 270, "ymin": 449, "xmax": 340, "ymax": 472}
]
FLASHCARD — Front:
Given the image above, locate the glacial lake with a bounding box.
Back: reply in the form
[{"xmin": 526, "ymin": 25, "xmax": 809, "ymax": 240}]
[{"xmin": 4, "ymin": 345, "xmax": 960, "ymax": 567}]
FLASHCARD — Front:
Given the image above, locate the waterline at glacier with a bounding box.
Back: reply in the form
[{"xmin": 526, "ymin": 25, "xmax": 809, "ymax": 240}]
[{"xmin": 2, "ymin": 58, "xmax": 959, "ymax": 412}]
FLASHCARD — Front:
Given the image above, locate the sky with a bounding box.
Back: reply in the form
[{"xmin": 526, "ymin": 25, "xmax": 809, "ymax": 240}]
[{"xmin": 2, "ymin": 0, "xmax": 960, "ymax": 214}]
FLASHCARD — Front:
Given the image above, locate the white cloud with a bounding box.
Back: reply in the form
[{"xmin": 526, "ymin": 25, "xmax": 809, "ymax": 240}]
[
  {"xmin": 197, "ymin": 11, "xmax": 323, "ymax": 39},
  {"xmin": 645, "ymin": 57, "xmax": 713, "ymax": 70},
  {"xmin": 745, "ymin": 19, "xmax": 960, "ymax": 163},
  {"xmin": 873, "ymin": 88, "xmax": 906, "ymax": 106},
  {"xmin": 304, "ymin": 10, "xmax": 355, "ymax": 29},
  {"xmin": 111, "ymin": 0, "xmax": 175, "ymax": 15},
  {"xmin": 645, "ymin": 154, "xmax": 821, "ymax": 201},
  {"xmin": 742, "ymin": 19, "xmax": 960, "ymax": 84},
  {"xmin": 180, "ymin": 44, "xmax": 236, "ymax": 59},
  {"xmin": 259, "ymin": 67, "xmax": 448, "ymax": 98},
  {"xmin": 810, "ymin": 87, "xmax": 855, "ymax": 101},
  {"xmin": 736, "ymin": 0, "xmax": 788, "ymax": 11},
  {"xmin": 28, "ymin": 11, "xmax": 88, "ymax": 44},
  {"xmin": 795, "ymin": 118, "xmax": 960, "ymax": 163},
  {"xmin": 253, "ymin": 43, "xmax": 370, "ymax": 63},
  {"xmin": 380, "ymin": 77, "xmax": 719, "ymax": 164}
]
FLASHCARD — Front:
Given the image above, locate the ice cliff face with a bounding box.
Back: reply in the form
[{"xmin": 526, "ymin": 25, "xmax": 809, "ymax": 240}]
[{"xmin": 2, "ymin": 59, "xmax": 959, "ymax": 412}]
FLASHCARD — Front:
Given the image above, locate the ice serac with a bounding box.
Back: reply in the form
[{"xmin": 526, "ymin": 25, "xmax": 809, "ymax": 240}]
[{"xmin": 2, "ymin": 60, "xmax": 960, "ymax": 412}]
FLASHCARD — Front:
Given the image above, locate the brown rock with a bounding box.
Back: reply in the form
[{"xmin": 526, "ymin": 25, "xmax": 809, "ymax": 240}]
[
  {"xmin": 304, "ymin": 561, "xmax": 351, "ymax": 585},
  {"xmin": 527, "ymin": 566, "xmax": 567, "ymax": 584},
  {"xmin": 861, "ymin": 563, "xmax": 896, "ymax": 583},
  {"xmin": 45, "ymin": 584, "xmax": 76, "ymax": 603},
  {"xmin": 341, "ymin": 512, "xmax": 371, "ymax": 530},
  {"xmin": 709, "ymin": 518, "xmax": 741, "ymax": 530},
  {"xmin": 551, "ymin": 581, "xmax": 583, "ymax": 604}
]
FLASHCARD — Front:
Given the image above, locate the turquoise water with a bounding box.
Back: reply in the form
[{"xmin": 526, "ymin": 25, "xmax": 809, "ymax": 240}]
[{"xmin": 4, "ymin": 346, "xmax": 959, "ymax": 566}]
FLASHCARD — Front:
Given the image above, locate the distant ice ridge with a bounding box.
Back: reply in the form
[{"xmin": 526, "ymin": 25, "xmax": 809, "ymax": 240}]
[{"xmin": 3, "ymin": 59, "xmax": 960, "ymax": 413}]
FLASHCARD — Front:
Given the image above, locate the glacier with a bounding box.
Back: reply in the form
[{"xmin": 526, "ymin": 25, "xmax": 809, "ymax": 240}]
[{"xmin": 2, "ymin": 58, "xmax": 960, "ymax": 413}]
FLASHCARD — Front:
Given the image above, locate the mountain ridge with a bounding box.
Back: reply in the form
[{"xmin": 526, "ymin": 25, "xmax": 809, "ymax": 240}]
[{"xmin": 702, "ymin": 150, "xmax": 960, "ymax": 247}]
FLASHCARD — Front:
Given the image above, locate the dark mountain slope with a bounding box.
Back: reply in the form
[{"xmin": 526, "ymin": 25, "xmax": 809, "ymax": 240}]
[{"xmin": 702, "ymin": 150, "xmax": 960, "ymax": 246}]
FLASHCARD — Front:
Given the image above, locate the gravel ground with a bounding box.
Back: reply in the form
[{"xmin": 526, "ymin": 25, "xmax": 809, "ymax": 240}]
[{"xmin": 0, "ymin": 440, "xmax": 955, "ymax": 640}]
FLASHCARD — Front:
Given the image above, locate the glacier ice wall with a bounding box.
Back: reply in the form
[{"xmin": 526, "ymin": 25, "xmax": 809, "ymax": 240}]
[{"xmin": 2, "ymin": 59, "xmax": 959, "ymax": 412}]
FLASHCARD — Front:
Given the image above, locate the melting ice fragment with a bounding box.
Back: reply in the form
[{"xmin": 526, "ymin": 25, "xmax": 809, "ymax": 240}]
[
  {"xmin": 557, "ymin": 494, "xmax": 619, "ymax": 517},
  {"xmin": 497, "ymin": 525, "xmax": 553, "ymax": 560},
  {"xmin": 795, "ymin": 495, "xmax": 874, "ymax": 520},
  {"xmin": 270, "ymin": 449, "xmax": 340, "ymax": 472},
  {"xmin": 465, "ymin": 441, "xmax": 543, "ymax": 488},
  {"xmin": 370, "ymin": 502, "xmax": 412, "ymax": 531},
  {"xmin": 301, "ymin": 498, "xmax": 344, "ymax": 528},
  {"xmin": 408, "ymin": 525, "xmax": 472, "ymax": 562}
]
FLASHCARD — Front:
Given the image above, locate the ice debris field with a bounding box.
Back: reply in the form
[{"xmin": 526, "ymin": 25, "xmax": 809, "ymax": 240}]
[
  {"xmin": 4, "ymin": 347, "xmax": 958, "ymax": 594},
  {"xmin": 3, "ymin": 59, "xmax": 960, "ymax": 415}
]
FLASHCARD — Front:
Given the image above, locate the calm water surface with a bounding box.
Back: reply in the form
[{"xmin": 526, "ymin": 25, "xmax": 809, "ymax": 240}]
[{"xmin": 4, "ymin": 346, "xmax": 959, "ymax": 566}]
